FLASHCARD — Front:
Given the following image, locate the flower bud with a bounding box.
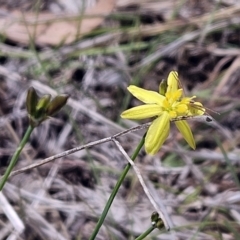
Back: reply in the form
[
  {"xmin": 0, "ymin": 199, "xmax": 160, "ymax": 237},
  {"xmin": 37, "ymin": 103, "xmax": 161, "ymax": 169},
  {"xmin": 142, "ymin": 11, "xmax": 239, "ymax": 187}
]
[
  {"xmin": 46, "ymin": 95, "xmax": 69, "ymax": 116},
  {"xmin": 155, "ymin": 218, "xmax": 164, "ymax": 230},
  {"xmin": 26, "ymin": 87, "xmax": 38, "ymax": 116},
  {"xmin": 159, "ymin": 79, "xmax": 167, "ymax": 96},
  {"xmin": 35, "ymin": 94, "xmax": 51, "ymax": 118},
  {"xmin": 151, "ymin": 212, "xmax": 159, "ymax": 227}
]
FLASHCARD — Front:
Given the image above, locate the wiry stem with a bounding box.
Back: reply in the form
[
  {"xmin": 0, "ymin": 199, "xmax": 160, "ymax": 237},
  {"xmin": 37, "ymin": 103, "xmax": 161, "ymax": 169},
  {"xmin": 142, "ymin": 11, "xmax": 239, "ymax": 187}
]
[
  {"xmin": 0, "ymin": 125, "xmax": 34, "ymax": 191},
  {"xmin": 89, "ymin": 134, "xmax": 145, "ymax": 240}
]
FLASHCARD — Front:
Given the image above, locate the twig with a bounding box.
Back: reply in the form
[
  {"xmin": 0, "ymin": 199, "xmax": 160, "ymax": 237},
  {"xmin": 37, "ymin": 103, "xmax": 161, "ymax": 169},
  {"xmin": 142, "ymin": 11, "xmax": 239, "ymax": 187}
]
[{"xmin": 8, "ymin": 123, "xmax": 150, "ymax": 178}]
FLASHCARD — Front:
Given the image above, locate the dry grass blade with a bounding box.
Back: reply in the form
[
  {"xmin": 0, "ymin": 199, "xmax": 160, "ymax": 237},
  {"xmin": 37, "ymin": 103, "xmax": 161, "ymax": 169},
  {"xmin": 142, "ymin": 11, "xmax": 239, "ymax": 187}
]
[
  {"xmin": 0, "ymin": 192, "xmax": 24, "ymax": 234},
  {"xmin": 213, "ymin": 56, "xmax": 240, "ymax": 97},
  {"xmin": 0, "ymin": 0, "xmax": 115, "ymax": 45},
  {"xmin": 113, "ymin": 139, "xmax": 170, "ymax": 231},
  {"xmin": 4, "ymin": 183, "xmax": 68, "ymax": 240}
]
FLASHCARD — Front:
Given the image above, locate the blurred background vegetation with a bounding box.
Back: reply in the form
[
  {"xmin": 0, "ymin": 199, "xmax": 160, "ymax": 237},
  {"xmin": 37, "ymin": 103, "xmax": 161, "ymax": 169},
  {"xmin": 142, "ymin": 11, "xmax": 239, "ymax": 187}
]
[{"xmin": 0, "ymin": 0, "xmax": 240, "ymax": 239}]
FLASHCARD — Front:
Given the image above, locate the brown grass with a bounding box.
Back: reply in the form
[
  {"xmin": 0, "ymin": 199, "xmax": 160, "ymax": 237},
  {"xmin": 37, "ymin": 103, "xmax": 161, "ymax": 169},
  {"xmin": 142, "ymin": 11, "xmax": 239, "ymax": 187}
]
[{"xmin": 0, "ymin": 0, "xmax": 240, "ymax": 239}]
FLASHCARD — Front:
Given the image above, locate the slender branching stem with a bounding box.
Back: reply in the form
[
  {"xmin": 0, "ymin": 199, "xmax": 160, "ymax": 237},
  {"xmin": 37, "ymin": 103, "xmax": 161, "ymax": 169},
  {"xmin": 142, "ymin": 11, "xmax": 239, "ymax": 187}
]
[{"xmin": 89, "ymin": 134, "xmax": 145, "ymax": 240}]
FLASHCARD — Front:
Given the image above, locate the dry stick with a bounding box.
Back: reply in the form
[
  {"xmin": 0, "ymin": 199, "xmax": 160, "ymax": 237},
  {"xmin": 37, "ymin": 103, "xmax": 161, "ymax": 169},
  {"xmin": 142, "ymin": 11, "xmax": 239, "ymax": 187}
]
[
  {"xmin": 112, "ymin": 139, "xmax": 170, "ymax": 231},
  {"xmin": 8, "ymin": 123, "xmax": 151, "ymax": 178}
]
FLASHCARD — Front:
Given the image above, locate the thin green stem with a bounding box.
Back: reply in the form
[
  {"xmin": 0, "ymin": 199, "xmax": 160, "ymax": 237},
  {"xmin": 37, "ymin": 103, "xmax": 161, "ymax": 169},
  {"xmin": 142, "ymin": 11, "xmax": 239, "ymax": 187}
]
[
  {"xmin": 89, "ymin": 134, "xmax": 146, "ymax": 240},
  {"xmin": 135, "ymin": 225, "xmax": 155, "ymax": 240},
  {"xmin": 0, "ymin": 125, "xmax": 34, "ymax": 191}
]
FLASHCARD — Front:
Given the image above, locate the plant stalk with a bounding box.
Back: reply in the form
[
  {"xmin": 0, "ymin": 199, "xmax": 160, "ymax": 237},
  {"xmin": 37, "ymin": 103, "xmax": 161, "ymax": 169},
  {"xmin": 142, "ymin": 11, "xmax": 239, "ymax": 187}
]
[
  {"xmin": 135, "ymin": 225, "xmax": 155, "ymax": 240},
  {"xmin": 89, "ymin": 134, "xmax": 145, "ymax": 240},
  {"xmin": 0, "ymin": 125, "xmax": 34, "ymax": 191}
]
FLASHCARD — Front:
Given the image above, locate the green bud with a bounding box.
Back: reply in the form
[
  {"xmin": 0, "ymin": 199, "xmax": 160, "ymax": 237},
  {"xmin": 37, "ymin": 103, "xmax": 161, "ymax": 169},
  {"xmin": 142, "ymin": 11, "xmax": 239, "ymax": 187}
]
[
  {"xmin": 26, "ymin": 87, "xmax": 38, "ymax": 116},
  {"xmin": 46, "ymin": 95, "xmax": 69, "ymax": 116},
  {"xmin": 159, "ymin": 79, "xmax": 167, "ymax": 96},
  {"xmin": 155, "ymin": 218, "xmax": 164, "ymax": 230},
  {"xmin": 36, "ymin": 94, "xmax": 51, "ymax": 110},
  {"xmin": 35, "ymin": 94, "xmax": 51, "ymax": 118},
  {"xmin": 151, "ymin": 212, "xmax": 159, "ymax": 227}
]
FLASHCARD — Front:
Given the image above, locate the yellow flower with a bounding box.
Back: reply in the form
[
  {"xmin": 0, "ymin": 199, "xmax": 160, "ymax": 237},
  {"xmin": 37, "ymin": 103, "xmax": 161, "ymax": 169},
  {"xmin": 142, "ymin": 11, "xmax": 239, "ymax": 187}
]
[{"xmin": 121, "ymin": 71, "xmax": 205, "ymax": 155}]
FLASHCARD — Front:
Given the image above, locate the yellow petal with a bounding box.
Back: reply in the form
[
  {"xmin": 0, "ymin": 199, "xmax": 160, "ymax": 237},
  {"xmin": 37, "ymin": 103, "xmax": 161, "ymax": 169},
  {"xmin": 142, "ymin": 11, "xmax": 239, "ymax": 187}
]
[
  {"xmin": 175, "ymin": 120, "xmax": 196, "ymax": 149},
  {"xmin": 181, "ymin": 97, "xmax": 192, "ymax": 105},
  {"xmin": 127, "ymin": 85, "xmax": 164, "ymax": 105},
  {"xmin": 121, "ymin": 104, "xmax": 162, "ymax": 119},
  {"xmin": 166, "ymin": 89, "xmax": 183, "ymax": 105},
  {"xmin": 169, "ymin": 110, "xmax": 177, "ymax": 119},
  {"xmin": 167, "ymin": 71, "xmax": 179, "ymax": 93},
  {"xmin": 175, "ymin": 103, "xmax": 188, "ymax": 115},
  {"xmin": 172, "ymin": 89, "xmax": 183, "ymax": 101},
  {"xmin": 145, "ymin": 111, "xmax": 170, "ymax": 155}
]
